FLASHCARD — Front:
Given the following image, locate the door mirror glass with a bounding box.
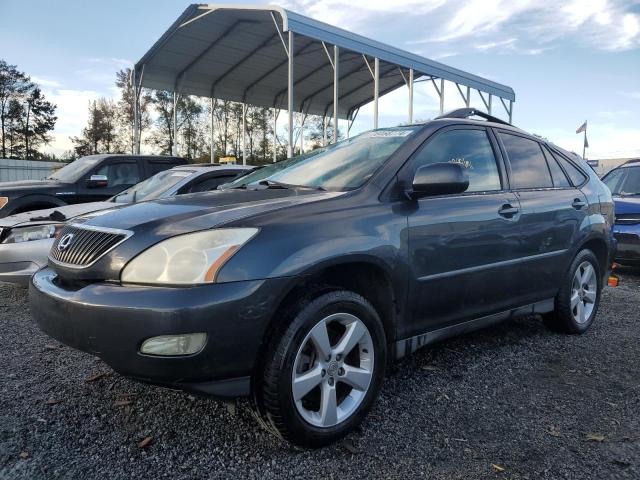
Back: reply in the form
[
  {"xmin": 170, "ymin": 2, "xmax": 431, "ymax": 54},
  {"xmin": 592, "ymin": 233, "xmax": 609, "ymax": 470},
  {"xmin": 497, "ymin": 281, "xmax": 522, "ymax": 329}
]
[
  {"xmin": 411, "ymin": 162, "xmax": 469, "ymax": 197},
  {"xmin": 86, "ymin": 174, "xmax": 108, "ymax": 188}
]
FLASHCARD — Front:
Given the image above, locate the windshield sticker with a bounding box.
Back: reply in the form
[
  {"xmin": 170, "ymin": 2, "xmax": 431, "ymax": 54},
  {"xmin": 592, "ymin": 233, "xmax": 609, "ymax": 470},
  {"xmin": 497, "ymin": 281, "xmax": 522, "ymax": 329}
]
[
  {"xmin": 449, "ymin": 158, "xmax": 473, "ymax": 169},
  {"xmin": 360, "ymin": 130, "xmax": 413, "ymax": 138}
]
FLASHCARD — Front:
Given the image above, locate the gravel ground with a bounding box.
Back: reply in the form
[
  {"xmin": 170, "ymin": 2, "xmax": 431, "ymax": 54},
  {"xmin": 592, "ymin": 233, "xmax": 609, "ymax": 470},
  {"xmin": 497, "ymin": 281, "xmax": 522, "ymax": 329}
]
[{"xmin": 1, "ymin": 270, "xmax": 639, "ymax": 479}]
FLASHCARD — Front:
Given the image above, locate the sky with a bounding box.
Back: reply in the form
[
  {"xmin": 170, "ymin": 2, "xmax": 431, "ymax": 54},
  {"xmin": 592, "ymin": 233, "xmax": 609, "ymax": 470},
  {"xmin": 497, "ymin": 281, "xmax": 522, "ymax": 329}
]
[{"xmin": 2, "ymin": 0, "xmax": 639, "ymax": 159}]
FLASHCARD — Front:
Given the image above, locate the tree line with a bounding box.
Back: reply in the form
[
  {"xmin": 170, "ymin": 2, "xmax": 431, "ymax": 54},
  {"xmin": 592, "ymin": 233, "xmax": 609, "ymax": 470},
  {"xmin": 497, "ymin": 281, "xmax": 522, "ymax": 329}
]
[
  {"xmin": 0, "ymin": 60, "xmax": 57, "ymax": 160},
  {"xmin": 1, "ymin": 59, "xmax": 341, "ymax": 165},
  {"xmin": 71, "ymin": 68, "xmax": 341, "ymax": 165}
]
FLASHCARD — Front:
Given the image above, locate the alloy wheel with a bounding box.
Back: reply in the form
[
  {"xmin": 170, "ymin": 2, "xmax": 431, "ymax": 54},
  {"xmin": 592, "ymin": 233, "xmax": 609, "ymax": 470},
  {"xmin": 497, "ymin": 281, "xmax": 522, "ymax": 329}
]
[
  {"xmin": 291, "ymin": 313, "xmax": 374, "ymax": 428},
  {"xmin": 571, "ymin": 261, "xmax": 597, "ymax": 324}
]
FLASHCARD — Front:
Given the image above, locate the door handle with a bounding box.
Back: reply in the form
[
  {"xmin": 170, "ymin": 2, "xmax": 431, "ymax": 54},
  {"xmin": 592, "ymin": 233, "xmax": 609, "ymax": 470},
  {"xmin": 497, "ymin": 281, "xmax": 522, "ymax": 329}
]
[
  {"xmin": 572, "ymin": 198, "xmax": 587, "ymax": 209},
  {"xmin": 498, "ymin": 204, "xmax": 519, "ymax": 217}
]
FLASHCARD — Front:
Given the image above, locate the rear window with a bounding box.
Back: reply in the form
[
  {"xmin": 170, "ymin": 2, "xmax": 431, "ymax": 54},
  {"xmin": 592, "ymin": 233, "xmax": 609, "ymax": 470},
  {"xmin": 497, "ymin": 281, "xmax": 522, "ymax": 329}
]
[
  {"xmin": 542, "ymin": 146, "xmax": 571, "ymax": 188},
  {"xmin": 499, "ymin": 133, "xmax": 552, "ymax": 189},
  {"xmin": 550, "ymin": 151, "xmax": 588, "ymax": 186}
]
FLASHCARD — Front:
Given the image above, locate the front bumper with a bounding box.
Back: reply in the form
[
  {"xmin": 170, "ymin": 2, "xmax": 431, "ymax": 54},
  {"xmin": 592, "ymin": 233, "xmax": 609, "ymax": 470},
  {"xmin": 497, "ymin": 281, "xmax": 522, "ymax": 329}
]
[
  {"xmin": 613, "ymin": 226, "xmax": 640, "ymax": 266},
  {"xmin": 0, "ymin": 238, "xmax": 52, "ymax": 285},
  {"xmin": 29, "ymin": 267, "xmax": 291, "ymax": 397}
]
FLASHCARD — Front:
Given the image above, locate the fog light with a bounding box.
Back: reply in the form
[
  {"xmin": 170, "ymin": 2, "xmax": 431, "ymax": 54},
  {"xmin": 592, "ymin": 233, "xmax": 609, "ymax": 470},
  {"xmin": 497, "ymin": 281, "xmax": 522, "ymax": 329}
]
[{"xmin": 140, "ymin": 333, "xmax": 207, "ymax": 356}]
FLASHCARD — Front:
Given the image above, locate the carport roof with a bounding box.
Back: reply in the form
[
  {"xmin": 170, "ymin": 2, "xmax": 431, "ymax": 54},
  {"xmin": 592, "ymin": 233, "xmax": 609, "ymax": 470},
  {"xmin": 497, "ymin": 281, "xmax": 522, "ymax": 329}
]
[{"xmin": 134, "ymin": 4, "xmax": 515, "ymax": 120}]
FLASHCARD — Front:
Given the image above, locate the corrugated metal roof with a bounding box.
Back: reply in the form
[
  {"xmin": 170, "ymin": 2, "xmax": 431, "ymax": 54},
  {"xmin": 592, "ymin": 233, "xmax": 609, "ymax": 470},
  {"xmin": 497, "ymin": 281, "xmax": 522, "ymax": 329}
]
[{"xmin": 135, "ymin": 4, "xmax": 515, "ymax": 119}]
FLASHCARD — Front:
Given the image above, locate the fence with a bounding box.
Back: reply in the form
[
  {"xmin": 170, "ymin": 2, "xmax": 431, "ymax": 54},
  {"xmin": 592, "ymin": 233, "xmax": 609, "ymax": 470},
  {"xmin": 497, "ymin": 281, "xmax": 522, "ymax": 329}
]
[{"xmin": 0, "ymin": 159, "xmax": 67, "ymax": 182}]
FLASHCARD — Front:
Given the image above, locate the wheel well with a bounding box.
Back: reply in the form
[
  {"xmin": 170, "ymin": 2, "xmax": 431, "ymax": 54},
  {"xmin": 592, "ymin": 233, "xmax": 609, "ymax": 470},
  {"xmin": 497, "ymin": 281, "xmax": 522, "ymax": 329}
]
[{"xmin": 580, "ymin": 238, "xmax": 608, "ymax": 274}]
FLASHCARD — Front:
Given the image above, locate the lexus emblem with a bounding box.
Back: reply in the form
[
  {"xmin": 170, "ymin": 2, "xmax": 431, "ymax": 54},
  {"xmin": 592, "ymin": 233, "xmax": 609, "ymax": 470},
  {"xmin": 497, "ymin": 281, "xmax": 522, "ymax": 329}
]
[{"xmin": 57, "ymin": 233, "xmax": 75, "ymax": 252}]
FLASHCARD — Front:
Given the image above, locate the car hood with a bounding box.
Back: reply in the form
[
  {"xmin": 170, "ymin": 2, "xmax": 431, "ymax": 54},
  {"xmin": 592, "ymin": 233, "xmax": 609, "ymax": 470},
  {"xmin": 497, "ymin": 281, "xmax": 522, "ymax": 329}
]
[
  {"xmin": 0, "ymin": 179, "xmax": 67, "ymax": 193},
  {"xmin": 0, "ymin": 201, "xmax": 119, "ymax": 228},
  {"xmin": 82, "ymin": 188, "xmax": 343, "ymax": 236},
  {"xmin": 613, "ymin": 195, "xmax": 640, "ymax": 215}
]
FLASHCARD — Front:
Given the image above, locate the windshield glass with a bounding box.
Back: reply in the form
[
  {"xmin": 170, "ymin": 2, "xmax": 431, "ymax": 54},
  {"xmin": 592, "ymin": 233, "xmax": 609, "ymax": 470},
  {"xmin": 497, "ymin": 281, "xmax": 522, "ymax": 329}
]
[
  {"xmin": 48, "ymin": 156, "xmax": 102, "ymax": 183},
  {"xmin": 112, "ymin": 169, "xmax": 193, "ymax": 203},
  {"xmin": 603, "ymin": 166, "xmax": 640, "ymax": 196},
  {"xmin": 222, "ymin": 126, "xmax": 419, "ymax": 191}
]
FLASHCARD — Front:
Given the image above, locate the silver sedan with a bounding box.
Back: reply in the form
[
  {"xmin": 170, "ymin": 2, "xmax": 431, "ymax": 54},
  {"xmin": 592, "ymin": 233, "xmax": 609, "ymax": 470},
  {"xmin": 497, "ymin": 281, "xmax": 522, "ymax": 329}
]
[{"xmin": 0, "ymin": 164, "xmax": 252, "ymax": 284}]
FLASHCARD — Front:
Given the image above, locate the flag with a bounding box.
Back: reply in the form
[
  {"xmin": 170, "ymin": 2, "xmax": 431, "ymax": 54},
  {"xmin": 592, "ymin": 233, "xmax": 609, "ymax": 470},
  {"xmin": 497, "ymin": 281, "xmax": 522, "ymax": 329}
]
[
  {"xmin": 576, "ymin": 121, "xmax": 587, "ymax": 134},
  {"xmin": 584, "ymin": 135, "xmax": 589, "ymax": 149}
]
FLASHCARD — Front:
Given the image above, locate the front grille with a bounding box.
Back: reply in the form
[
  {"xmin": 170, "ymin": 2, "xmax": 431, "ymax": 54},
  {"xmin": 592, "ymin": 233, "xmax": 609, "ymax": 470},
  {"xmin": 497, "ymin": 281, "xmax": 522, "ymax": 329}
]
[{"xmin": 49, "ymin": 224, "xmax": 130, "ymax": 267}]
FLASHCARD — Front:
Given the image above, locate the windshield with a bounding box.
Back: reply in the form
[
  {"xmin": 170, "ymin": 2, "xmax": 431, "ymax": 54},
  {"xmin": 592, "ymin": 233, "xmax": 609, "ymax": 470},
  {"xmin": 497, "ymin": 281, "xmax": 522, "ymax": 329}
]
[
  {"xmin": 221, "ymin": 126, "xmax": 419, "ymax": 191},
  {"xmin": 603, "ymin": 166, "xmax": 640, "ymax": 196},
  {"xmin": 112, "ymin": 169, "xmax": 193, "ymax": 203},
  {"xmin": 48, "ymin": 156, "xmax": 102, "ymax": 183}
]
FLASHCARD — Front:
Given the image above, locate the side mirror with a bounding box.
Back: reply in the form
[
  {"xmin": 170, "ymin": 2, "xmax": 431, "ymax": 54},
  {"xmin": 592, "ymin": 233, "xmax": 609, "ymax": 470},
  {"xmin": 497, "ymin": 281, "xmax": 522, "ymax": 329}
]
[
  {"xmin": 410, "ymin": 162, "xmax": 469, "ymax": 198},
  {"xmin": 86, "ymin": 174, "xmax": 108, "ymax": 188}
]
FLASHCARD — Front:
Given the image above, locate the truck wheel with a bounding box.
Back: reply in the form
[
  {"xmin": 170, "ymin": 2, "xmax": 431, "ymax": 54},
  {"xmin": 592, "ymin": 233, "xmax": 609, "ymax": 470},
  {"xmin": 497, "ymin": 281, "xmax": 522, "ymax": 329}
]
[
  {"xmin": 257, "ymin": 290, "xmax": 386, "ymax": 448},
  {"xmin": 543, "ymin": 249, "xmax": 602, "ymax": 334}
]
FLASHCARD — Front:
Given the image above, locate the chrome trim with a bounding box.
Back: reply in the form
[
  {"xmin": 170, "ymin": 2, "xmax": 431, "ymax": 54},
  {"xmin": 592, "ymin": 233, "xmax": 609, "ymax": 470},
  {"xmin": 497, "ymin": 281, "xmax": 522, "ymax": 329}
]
[
  {"xmin": 417, "ymin": 249, "xmax": 567, "ymax": 282},
  {"xmin": 48, "ymin": 223, "xmax": 134, "ymax": 269}
]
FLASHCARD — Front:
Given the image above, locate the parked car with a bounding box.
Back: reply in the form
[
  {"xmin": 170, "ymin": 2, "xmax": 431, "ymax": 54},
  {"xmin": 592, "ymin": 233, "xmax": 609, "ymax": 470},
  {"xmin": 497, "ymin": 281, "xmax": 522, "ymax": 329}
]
[
  {"xmin": 602, "ymin": 159, "xmax": 640, "ymax": 266},
  {"xmin": 29, "ymin": 109, "xmax": 615, "ymax": 448},
  {"xmin": 0, "ymin": 154, "xmax": 188, "ymax": 218},
  {"xmin": 0, "ymin": 164, "xmax": 251, "ymax": 284}
]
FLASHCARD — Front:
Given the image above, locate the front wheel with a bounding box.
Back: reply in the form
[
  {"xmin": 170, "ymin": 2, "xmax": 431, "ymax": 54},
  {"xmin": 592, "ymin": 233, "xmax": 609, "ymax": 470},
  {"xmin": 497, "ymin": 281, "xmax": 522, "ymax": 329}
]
[
  {"xmin": 256, "ymin": 290, "xmax": 386, "ymax": 448},
  {"xmin": 543, "ymin": 249, "xmax": 602, "ymax": 334}
]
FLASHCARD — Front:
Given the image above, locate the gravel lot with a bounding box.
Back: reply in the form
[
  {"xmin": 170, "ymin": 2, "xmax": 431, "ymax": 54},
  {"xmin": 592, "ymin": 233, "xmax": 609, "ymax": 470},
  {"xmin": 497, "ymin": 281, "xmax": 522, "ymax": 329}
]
[{"xmin": 1, "ymin": 270, "xmax": 639, "ymax": 479}]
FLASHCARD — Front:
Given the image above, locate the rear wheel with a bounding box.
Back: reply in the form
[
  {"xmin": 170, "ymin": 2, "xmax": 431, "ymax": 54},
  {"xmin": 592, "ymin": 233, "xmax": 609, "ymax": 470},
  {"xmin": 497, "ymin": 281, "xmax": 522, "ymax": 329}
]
[
  {"xmin": 543, "ymin": 249, "xmax": 601, "ymax": 334},
  {"xmin": 255, "ymin": 290, "xmax": 386, "ymax": 448}
]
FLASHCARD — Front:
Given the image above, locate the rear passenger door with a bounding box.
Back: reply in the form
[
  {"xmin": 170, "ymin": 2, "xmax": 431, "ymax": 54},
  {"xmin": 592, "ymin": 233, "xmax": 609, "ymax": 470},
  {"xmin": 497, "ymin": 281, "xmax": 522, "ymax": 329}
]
[
  {"xmin": 403, "ymin": 126, "xmax": 523, "ymax": 336},
  {"xmin": 496, "ymin": 131, "xmax": 588, "ymax": 303}
]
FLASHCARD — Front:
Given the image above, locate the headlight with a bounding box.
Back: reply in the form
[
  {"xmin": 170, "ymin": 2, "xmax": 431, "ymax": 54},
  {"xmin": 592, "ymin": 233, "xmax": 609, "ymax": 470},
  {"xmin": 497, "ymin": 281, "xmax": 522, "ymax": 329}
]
[
  {"xmin": 2, "ymin": 224, "xmax": 62, "ymax": 244},
  {"xmin": 121, "ymin": 228, "xmax": 258, "ymax": 285}
]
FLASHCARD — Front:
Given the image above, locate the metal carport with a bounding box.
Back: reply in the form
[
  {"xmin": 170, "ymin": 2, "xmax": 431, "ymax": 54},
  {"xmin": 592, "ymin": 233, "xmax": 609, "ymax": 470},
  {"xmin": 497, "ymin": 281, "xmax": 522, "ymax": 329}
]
[{"xmin": 132, "ymin": 3, "xmax": 516, "ymax": 162}]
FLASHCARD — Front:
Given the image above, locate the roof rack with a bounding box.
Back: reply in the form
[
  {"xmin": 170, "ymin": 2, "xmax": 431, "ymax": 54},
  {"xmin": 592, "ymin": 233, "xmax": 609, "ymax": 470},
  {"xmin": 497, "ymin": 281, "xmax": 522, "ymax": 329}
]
[{"xmin": 435, "ymin": 108, "xmax": 511, "ymax": 126}]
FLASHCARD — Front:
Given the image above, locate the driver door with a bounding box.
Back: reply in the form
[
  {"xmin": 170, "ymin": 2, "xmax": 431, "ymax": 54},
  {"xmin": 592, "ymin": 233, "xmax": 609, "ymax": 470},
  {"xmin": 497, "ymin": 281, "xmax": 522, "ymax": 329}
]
[{"xmin": 75, "ymin": 159, "xmax": 143, "ymax": 203}]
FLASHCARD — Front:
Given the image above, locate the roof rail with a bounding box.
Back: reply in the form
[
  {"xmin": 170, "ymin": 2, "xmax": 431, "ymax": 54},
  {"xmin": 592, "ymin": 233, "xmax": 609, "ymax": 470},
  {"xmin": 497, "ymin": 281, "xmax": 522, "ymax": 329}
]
[{"xmin": 435, "ymin": 108, "xmax": 511, "ymax": 126}]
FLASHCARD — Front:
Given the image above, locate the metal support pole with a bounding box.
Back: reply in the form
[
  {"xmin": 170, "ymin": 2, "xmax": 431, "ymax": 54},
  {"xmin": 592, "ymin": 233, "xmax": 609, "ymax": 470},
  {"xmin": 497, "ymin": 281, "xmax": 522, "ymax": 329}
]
[
  {"xmin": 132, "ymin": 70, "xmax": 139, "ymax": 155},
  {"xmin": 374, "ymin": 57, "xmax": 379, "ymax": 129},
  {"xmin": 323, "ymin": 116, "xmax": 328, "ymax": 146},
  {"xmin": 439, "ymin": 78, "xmax": 444, "ymax": 114},
  {"xmin": 299, "ymin": 114, "xmax": 304, "ymax": 154},
  {"xmin": 210, "ymin": 98, "xmax": 215, "ymax": 163},
  {"xmin": 273, "ymin": 107, "xmax": 278, "ymax": 163},
  {"xmin": 466, "ymin": 86, "xmax": 471, "ymax": 108},
  {"xmin": 242, "ymin": 103, "xmax": 247, "ymax": 165},
  {"xmin": 287, "ymin": 31, "xmax": 294, "ymax": 158},
  {"xmin": 408, "ymin": 68, "xmax": 414, "ymax": 124},
  {"xmin": 488, "ymin": 94, "xmax": 492, "ymax": 115},
  {"xmin": 509, "ymin": 100, "xmax": 513, "ymax": 124},
  {"xmin": 172, "ymin": 91, "xmax": 178, "ymax": 156},
  {"xmin": 333, "ymin": 45, "xmax": 339, "ymax": 144}
]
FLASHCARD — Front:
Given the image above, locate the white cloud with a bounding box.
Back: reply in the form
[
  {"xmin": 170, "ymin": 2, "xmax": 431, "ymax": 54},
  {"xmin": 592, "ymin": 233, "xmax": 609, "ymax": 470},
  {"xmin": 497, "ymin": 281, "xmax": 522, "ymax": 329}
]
[
  {"xmin": 31, "ymin": 75, "xmax": 62, "ymax": 88},
  {"xmin": 41, "ymin": 88, "xmax": 103, "ymax": 155}
]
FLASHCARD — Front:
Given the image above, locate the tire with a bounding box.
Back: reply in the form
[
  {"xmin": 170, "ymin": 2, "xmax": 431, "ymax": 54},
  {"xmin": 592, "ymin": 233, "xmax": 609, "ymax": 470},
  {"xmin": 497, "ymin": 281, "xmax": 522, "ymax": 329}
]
[
  {"xmin": 255, "ymin": 290, "xmax": 387, "ymax": 448},
  {"xmin": 543, "ymin": 249, "xmax": 602, "ymax": 334}
]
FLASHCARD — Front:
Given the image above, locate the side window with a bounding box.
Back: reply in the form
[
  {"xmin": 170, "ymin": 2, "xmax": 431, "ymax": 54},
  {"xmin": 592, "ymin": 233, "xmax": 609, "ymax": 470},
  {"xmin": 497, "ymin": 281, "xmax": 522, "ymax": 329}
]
[
  {"xmin": 602, "ymin": 168, "xmax": 625, "ymax": 194},
  {"xmin": 148, "ymin": 161, "xmax": 174, "ymax": 176},
  {"xmin": 499, "ymin": 133, "xmax": 553, "ymax": 189},
  {"xmin": 411, "ymin": 129, "xmax": 501, "ymax": 192},
  {"xmin": 542, "ymin": 146, "xmax": 571, "ymax": 188},
  {"xmin": 551, "ymin": 151, "xmax": 588, "ymax": 186},
  {"xmin": 95, "ymin": 162, "xmax": 141, "ymax": 187},
  {"xmin": 186, "ymin": 175, "xmax": 238, "ymax": 193}
]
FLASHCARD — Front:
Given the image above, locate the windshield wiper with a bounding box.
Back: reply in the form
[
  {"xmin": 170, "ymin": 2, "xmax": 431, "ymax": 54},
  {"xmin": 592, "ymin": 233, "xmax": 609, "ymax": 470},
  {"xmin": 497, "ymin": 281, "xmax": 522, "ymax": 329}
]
[{"xmin": 259, "ymin": 180, "xmax": 326, "ymax": 191}]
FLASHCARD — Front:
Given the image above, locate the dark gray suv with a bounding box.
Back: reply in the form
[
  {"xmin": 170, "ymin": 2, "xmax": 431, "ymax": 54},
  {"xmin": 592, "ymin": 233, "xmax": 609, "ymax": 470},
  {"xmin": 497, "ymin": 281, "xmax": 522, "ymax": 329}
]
[{"xmin": 29, "ymin": 109, "xmax": 615, "ymax": 447}]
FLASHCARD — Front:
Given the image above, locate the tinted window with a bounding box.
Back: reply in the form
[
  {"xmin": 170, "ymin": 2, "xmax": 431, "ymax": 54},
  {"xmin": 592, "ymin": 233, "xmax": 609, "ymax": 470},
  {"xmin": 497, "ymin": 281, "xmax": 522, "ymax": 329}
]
[
  {"xmin": 603, "ymin": 167, "xmax": 640, "ymax": 195},
  {"xmin": 186, "ymin": 174, "xmax": 239, "ymax": 193},
  {"xmin": 149, "ymin": 161, "xmax": 175, "ymax": 176},
  {"xmin": 542, "ymin": 146, "xmax": 571, "ymax": 188},
  {"xmin": 500, "ymin": 133, "xmax": 553, "ymax": 189},
  {"xmin": 551, "ymin": 151, "xmax": 588, "ymax": 186},
  {"xmin": 602, "ymin": 168, "xmax": 626, "ymax": 193},
  {"xmin": 96, "ymin": 162, "xmax": 141, "ymax": 187},
  {"xmin": 411, "ymin": 129, "xmax": 501, "ymax": 192},
  {"xmin": 48, "ymin": 156, "xmax": 102, "ymax": 183}
]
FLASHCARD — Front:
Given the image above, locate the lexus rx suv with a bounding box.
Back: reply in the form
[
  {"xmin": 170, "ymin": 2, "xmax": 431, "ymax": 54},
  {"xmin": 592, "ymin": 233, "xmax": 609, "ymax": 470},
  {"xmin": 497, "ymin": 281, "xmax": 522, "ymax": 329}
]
[{"xmin": 29, "ymin": 109, "xmax": 615, "ymax": 447}]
